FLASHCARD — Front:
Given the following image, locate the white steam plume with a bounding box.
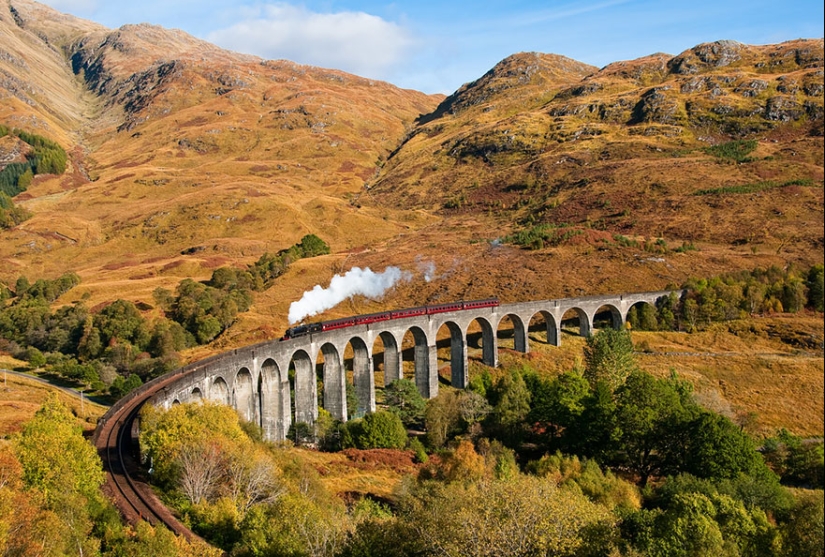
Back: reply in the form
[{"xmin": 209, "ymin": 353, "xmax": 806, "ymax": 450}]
[
  {"xmin": 288, "ymin": 266, "xmax": 411, "ymax": 324},
  {"xmin": 416, "ymin": 258, "xmax": 436, "ymax": 282}
]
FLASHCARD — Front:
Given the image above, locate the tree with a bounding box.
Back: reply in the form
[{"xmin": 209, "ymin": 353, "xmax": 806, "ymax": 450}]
[
  {"xmin": 639, "ymin": 303, "xmax": 659, "ymax": 330},
  {"xmin": 12, "ymin": 395, "xmax": 106, "ymax": 556},
  {"xmin": 807, "ymin": 264, "xmax": 824, "ymax": 312},
  {"xmin": 178, "ymin": 440, "xmax": 224, "ymax": 505},
  {"xmin": 94, "ymin": 299, "xmax": 150, "ymax": 350},
  {"xmin": 224, "ymin": 446, "xmax": 285, "ymax": 513},
  {"xmin": 109, "ymin": 373, "xmax": 143, "ymax": 398},
  {"xmin": 613, "ymin": 371, "xmax": 698, "ymax": 486},
  {"xmin": 492, "ymin": 368, "xmax": 531, "ymax": 429},
  {"xmin": 14, "ymin": 275, "xmax": 29, "ymax": 296},
  {"xmin": 583, "ymin": 328, "xmax": 637, "ymax": 390},
  {"xmin": 297, "ymin": 234, "xmax": 330, "ymax": 258},
  {"xmin": 25, "ymin": 346, "xmax": 46, "ymax": 368},
  {"xmin": 566, "ymin": 380, "xmax": 618, "ymax": 462},
  {"xmin": 781, "ymin": 276, "xmax": 807, "ymax": 313},
  {"xmin": 780, "ymin": 493, "xmax": 824, "ymax": 557},
  {"xmin": 383, "ymin": 379, "xmax": 426, "ymax": 426},
  {"xmin": 684, "ymin": 412, "xmax": 772, "ymax": 481},
  {"xmin": 139, "ymin": 402, "xmax": 248, "ymax": 487},
  {"xmin": 424, "ymin": 389, "xmax": 462, "ymax": 448},
  {"xmin": 647, "ymin": 493, "xmax": 728, "ymax": 557},
  {"xmin": 437, "ymin": 440, "xmax": 486, "ymax": 484},
  {"xmin": 147, "ymin": 319, "xmax": 191, "ymax": 358},
  {"xmin": 527, "ymin": 369, "xmax": 590, "ymax": 435},
  {"xmin": 457, "ymin": 390, "xmax": 491, "ymax": 429},
  {"xmin": 13, "ymin": 395, "xmax": 104, "ymax": 502},
  {"xmin": 236, "ymin": 485, "xmax": 350, "ymax": 557},
  {"xmin": 401, "ymin": 473, "xmax": 615, "ymax": 557}
]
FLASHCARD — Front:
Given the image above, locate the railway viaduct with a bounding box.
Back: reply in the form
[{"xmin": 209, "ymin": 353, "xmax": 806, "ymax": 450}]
[{"xmin": 142, "ymin": 290, "xmax": 677, "ymax": 442}]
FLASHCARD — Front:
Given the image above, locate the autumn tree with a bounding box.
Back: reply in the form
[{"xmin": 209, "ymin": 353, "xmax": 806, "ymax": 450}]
[
  {"xmin": 424, "ymin": 389, "xmax": 462, "ymax": 448},
  {"xmin": 224, "ymin": 445, "xmax": 285, "ymax": 513},
  {"xmin": 401, "ymin": 473, "xmax": 615, "ymax": 557},
  {"xmin": 139, "ymin": 402, "xmax": 248, "ymax": 491},
  {"xmin": 178, "ymin": 440, "xmax": 224, "ymax": 505},
  {"xmin": 12, "ymin": 395, "xmax": 106, "ymax": 556}
]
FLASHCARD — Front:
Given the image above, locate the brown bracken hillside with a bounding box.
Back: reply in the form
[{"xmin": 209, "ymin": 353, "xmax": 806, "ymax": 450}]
[{"xmin": 0, "ymin": 0, "xmax": 822, "ymax": 352}]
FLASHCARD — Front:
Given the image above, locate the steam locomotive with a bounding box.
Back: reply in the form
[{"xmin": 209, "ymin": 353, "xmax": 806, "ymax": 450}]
[{"xmin": 280, "ymin": 298, "xmax": 500, "ymax": 340}]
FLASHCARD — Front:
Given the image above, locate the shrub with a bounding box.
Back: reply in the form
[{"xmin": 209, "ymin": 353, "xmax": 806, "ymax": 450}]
[
  {"xmin": 24, "ymin": 346, "xmax": 46, "ymax": 368},
  {"xmin": 703, "ymin": 139, "xmax": 757, "ymax": 162},
  {"xmin": 344, "ymin": 410, "xmax": 408, "ymax": 449},
  {"xmin": 409, "ymin": 437, "xmax": 428, "ymax": 463},
  {"xmin": 297, "ymin": 233, "xmax": 330, "ymax": 258}
]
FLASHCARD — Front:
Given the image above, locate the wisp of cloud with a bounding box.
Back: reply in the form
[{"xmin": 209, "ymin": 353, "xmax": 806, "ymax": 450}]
[{"xmin": 288, "ymin": 266, "xmax": 412, "ymax": 324}]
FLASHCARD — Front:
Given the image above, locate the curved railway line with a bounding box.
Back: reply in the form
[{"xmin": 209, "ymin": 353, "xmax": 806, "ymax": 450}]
[{"xmin": 93, "ymin": 371, "xmax": 202, "ymax": 542}]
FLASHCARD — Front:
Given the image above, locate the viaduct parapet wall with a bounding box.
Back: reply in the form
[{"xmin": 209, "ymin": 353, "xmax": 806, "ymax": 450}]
[{"xmin": 145, "ymin": 290, "xmax": 677, "ymax": 441}]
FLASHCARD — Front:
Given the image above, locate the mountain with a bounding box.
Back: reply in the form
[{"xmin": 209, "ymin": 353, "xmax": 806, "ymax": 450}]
[{"xmin": 0, "ymin": 0, "xmax": 822, "ymax": 349}]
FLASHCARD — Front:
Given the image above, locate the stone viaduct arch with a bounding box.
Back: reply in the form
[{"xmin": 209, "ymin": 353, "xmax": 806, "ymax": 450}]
[{"xmin": 150, "ymin": 290, "xmax": 677, "ymax": 442}]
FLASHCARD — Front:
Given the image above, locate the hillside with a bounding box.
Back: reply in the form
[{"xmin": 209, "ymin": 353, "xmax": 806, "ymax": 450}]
[
  {"xmin": 364, "ymin": 40, "xmax": 823, "ymax": 305},
  {"xmin": 0, "ymin": 0, "xmax": 821, "ymax": 349},
  {"xmin": 0, "ymin": 0, "xmax": 441, "ymax": 331}
]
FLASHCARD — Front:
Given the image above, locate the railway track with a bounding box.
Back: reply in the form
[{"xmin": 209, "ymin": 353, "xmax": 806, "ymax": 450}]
[{"xmin": 94, "ymin": 373, "xmax": 202, "ymax": 541}]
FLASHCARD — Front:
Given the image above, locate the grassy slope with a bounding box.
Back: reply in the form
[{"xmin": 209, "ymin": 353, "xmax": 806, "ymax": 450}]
[{"xmin": 0, "ymin": 356, "xmax": 107, "ymax": 436}]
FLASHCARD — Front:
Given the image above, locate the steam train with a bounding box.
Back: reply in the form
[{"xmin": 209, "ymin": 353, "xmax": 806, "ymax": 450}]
[{"xmin": 280, "ymin": 298, "xmax": 500, "ymax": 340}]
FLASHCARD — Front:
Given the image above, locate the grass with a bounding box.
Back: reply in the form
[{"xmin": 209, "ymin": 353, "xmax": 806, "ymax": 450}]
[
  {"xmin": 270, "ymin": 446, "xmax": 419, "ymax": 500},
  {"xmin": 694, "ymin": 178, "xmax": 818, "ymax": 196},
  {"xmin": 0, "ymin": 365, "xmax": 107, "ymax": 437}
]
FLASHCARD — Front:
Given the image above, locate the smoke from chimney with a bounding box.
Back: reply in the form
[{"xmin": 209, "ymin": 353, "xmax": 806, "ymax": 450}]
[{"xmin": 288, "ymin": 266, "xmax": 412, "ymax": 324}]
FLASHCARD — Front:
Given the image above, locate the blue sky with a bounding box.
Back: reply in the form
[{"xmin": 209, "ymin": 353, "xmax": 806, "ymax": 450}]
[{"xmin": 41, "ymin": 0, "xmax": 824, "ymax": 94}]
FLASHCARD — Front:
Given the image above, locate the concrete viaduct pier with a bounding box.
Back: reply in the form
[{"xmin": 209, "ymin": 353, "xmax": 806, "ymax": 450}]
[{"xmin": 148, "ymin": 290, "xmax": 676, "ymax": 441}]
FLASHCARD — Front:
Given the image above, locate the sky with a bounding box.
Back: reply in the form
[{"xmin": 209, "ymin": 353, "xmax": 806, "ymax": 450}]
[{"xmin": 40, "ymin": 0, "xmax": 824, "ymax": 95}]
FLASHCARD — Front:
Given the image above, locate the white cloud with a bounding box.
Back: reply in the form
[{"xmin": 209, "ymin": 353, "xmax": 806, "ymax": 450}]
[{"xmin": 207, "ymin": 3, "xmax": 414, "ymax": 79}]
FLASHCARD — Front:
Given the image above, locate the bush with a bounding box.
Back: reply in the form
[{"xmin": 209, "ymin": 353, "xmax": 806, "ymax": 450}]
[
  {"xmin": 343, "ymin": 411, "xmax": 408, "ymax": 449},
  {"xmin": 24, "ymin": 346, "xmax": 46, "ymax": 368},
  {"xmin": 110, "ymin": 374, "xmax": 143, "ymax": 399},
  {"xmin": 703, "ymin": 139, "xmax": 757, "ymax": 162},
  {"xmin": 297, "ymin": 233, "xmax": 330, "ymax": 257},
  {"xmin": 409, "ymin": 437, "xmax": 428, "ymax": 463}
]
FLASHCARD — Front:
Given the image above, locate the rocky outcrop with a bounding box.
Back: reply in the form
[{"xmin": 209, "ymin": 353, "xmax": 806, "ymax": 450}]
[{"xmin": 423, "ymin": 52, "xmax": 597, "ymax": 120}]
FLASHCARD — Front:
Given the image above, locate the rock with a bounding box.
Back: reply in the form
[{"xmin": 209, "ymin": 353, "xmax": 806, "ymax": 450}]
[
  {"xmin": 734, "ymin": 79, "xmax": 768, "ymax": 97},
  {"xmin": 765, "ymin": 96, "xmax": 803, "ymax": 121},
  {"xmin": 631, "ymin": 87, "xmax": 682, "ymax": 124},
  {"xmin": 669, "ymin": 40, "xmax": 746, "ymax": 74}
]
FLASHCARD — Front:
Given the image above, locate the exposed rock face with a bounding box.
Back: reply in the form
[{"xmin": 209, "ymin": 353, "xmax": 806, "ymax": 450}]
[
  {"xmin": 0, "ymin": 133, "xmax": 31, "ymax": 167},
  {"xmin": 631, "ymin": 87, "xmax": 683, "ymax": 124},
  {"xmin": 668, "ymin": 40, "xmax": 747, "ymax": 74}
]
